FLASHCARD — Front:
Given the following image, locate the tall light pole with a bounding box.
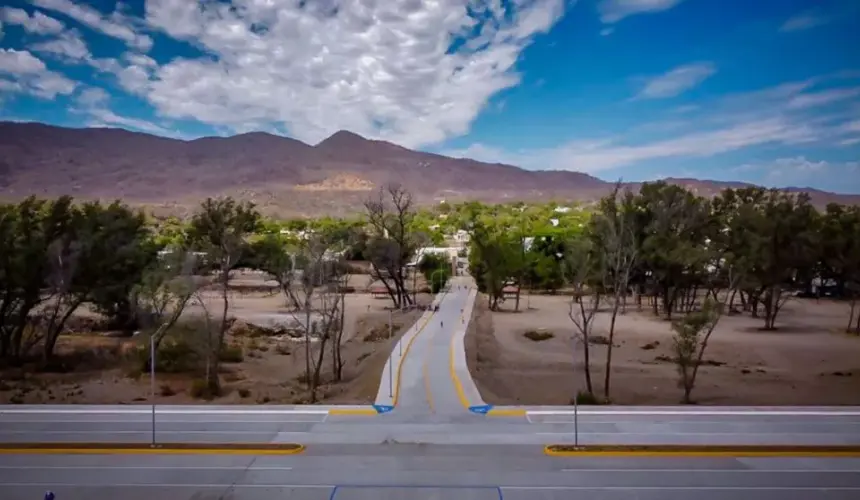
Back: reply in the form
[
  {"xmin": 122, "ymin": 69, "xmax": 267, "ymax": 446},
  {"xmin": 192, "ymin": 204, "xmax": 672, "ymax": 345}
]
[
  {"xmin": 150, "ymin": 334, "xmax": 156, "ymax": 447},
  {"xmin": 388, "ymin": 309, "xmax": 393, "ymax": 398}
]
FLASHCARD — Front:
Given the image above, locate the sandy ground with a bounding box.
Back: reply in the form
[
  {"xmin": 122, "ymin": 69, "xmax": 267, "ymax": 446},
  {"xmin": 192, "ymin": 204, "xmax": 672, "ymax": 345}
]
[
  {"xmin": 0, "ymin": 270, "xmax": 432, "ymax": 405},
  {"xmin": 465, "ymin": 292, "xmax": 860, "ymax": 405}
]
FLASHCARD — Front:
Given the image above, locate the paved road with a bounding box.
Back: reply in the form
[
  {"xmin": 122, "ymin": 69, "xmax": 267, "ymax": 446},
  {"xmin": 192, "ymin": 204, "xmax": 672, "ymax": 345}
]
[
  {"xmin": 2, "ymin": 406, "xmax": 859, "ymax": 446},
  {"xmin": 376, "ymin": 277, "xmax": 483, "ymax": 419},
  {"xmin": 2, "ymin": 445, "xmax": 859, "ymax": 500}
]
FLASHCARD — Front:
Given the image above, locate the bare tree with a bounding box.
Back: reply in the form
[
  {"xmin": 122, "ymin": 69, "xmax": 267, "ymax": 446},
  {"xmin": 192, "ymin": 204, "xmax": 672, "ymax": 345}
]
[
  {"xmin": 594, "ymin": 185, "xmax": 638, "ymax": 400},
  {"xmin": 286, "ymin": 232, "xmax": 349, "ymax": 401},
  {"xmin": 364, "ymin": 185, "xmax": 417, "ymax": 309},
  {"xmin": 564, "ymin": 237, "xmax": 599, "ymax": 397}
]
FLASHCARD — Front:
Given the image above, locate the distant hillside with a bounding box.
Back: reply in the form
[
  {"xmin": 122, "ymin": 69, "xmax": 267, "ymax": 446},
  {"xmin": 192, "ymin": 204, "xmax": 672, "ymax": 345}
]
[{"xmin": 0, "ymin": 122, "xmax": 856, "ymax": 216}]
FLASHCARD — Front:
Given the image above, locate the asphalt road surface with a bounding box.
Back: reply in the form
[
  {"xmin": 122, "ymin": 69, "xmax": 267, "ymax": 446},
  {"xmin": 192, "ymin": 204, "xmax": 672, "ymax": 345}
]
[
  {"xmin": 392, "ymin": 278, "xmax": 476, "ymax": 418},
  {"xmin": 3, "ymin": 277, "xmax": 860, "ymax": 499},
  {"xmin": 3, "ymin": 445, "xmax": 860, "ymax": 500},
  {"xmin": 2, "ymin": 406, "xmax": 860, "ymax": 445}
]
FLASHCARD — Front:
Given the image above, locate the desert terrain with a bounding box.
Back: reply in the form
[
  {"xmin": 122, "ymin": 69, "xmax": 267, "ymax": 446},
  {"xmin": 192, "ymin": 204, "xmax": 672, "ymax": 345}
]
[
  {"xmin": 0, "ymin": 271, "xmax": 431, "ymax": 405},
  {"xmin": 465, "ymin": 292, "xmax": 860, "ymax": 405}
]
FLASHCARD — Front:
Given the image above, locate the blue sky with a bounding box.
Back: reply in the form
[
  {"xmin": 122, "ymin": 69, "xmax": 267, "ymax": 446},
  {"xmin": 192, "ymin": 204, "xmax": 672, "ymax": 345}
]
[{"xmin": 1, "ymin": 0, "xmax": 859, "ymax": 193}]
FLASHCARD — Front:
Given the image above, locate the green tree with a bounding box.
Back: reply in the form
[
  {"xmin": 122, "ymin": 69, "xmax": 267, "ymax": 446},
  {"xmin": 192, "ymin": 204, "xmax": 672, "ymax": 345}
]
[{"xmin": 187, "ymin": 197, "xmax": 260, "ymax": 393}]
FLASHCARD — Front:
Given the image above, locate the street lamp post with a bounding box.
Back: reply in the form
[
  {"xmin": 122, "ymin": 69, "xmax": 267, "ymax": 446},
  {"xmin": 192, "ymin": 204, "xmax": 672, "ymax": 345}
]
[{"xmin": 150, "ymin": 334, "xmax": 156, "ymax": 447}]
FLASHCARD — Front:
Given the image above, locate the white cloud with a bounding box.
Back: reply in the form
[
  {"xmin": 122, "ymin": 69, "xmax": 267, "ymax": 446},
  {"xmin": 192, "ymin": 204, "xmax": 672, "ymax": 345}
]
[
  {"xmin": 0, "ymin": 48, "xmax": 76, "ymax": 98},
  {"xmin": 0, "ymin": 48, "xmax": 47, "ymax": 74},
  {"xmin": 86, "ymin": 107, "xmax": 172, "ymax": 135},
  {"xmin": 786, "ymin": 87, "xmax": 860, "ymax": 109},
  {"xmin": 30, "ymin": 0, "xmax": 152, "ymax": 51},
  {"xmin": 31, "ymin": 30, "xmax": 90, "ymax": 61},
  {"xmin": 1, "ymin": 7, "xmax": 64, "ymax": 35},
  {"xmin": 600, "ymin": 27, "xmax": 614, "ymax": 36},
  {"xmin": 780, "ymin": 11, "xmax": 828, "ymax": 32},
  {"xmin": 76, "ymin": 86, "xmax": 109, "ymax": 106},
  {"xmin": 734, "ymin": 157, "xmax": 860, "ymax": 184},
  {"xmin": 138, "ymin": 0, "xmax": 567, "ymax": 147},
  {"xmin": 598, "ymin": 0, "xmax": 684, "ymax": 24},
  {"xmin": 636, "ymin": 62, "xmax": 716, "ymax": 99},
  {"xmin": 442, "ymin": 74, "xmax": 860, "ymax": 173}
]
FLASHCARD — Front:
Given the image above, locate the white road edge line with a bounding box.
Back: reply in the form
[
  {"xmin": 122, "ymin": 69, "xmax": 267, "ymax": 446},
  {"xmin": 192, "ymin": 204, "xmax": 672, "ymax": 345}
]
[
  {"xmin": 0, "ymin": 409, "xmax": 330, "ymax": 415},
  {"xmin": 535, "ymin": 419, "xmax": 860, "ymax": 425},
  {"xmin": 3, "ymin": 484, "xmax": 860, "ymax": 491},
  {"xmin": 528, "ymin": 410, "xmax": 860, "ymax": 416},
  {"xmin": 0, "ymin": 466, "xmax": 294, "ymax": 470},
  {"xmin": 559, "ymin": 469, "xmax": 860, "ymax": 473}
]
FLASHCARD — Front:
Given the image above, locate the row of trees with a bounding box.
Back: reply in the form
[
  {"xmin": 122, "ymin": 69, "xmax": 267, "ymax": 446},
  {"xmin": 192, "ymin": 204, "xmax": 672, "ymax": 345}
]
[{"xmin": 467, "ymin": 182, "xmax": 860, "ymax": 403}]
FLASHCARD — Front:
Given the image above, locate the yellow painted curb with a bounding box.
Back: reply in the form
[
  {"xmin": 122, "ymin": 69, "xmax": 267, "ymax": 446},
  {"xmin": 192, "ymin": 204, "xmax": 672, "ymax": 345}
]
[
  {"xmin": 486, "ymin": 408, "xmax": 527, "ymax": 417},
  {"xmin": 328, "ymin": 408, "xmax": 378, "ymax": 416},
  {"xmin": 0, "ymin": 443, "xmax": 305, "ymax": 455},
  {"xmin": 449, "ymin": 329, "xmax": 470, "ymax": 410},
  {"xmin": 392, "ymin": 311, "xmax": 435, "ymax": 406},
  {"xmin": 543, "ymin": 445, "xmax": 860, "ymax": 458}
]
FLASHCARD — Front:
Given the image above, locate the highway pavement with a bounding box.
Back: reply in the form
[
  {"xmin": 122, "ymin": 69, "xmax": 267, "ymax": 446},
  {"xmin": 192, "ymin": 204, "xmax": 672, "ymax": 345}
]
[
  {"xmin": 3, "ymin": 277, "xmax": 860, "ymax": 498},
  {"xmin": 2, "ymin": 445, "xmax": 860, "ymax": 499}
]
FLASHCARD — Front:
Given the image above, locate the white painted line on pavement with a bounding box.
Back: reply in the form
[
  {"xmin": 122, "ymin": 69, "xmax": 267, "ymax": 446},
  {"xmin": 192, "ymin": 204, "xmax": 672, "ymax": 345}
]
[
  {"xmin": 0, "ymin": 419, "xmax": 321, "ymax": 424},
  {"xmin": 560, "ymin": 468, "xmax": 860, "ymax": 473},
  {"xmin": 2, "ymin": 483, "xmax": 333, "ymax": 488},
  {"xmin": 535, "ymin": 418, "xmax": 860, "ymax": 425},
  {"xmin": 528, "ymin": 410, "xmax": 860, "ymax": 417},
  {"xmin": 0, "ymin": 430, "xmax": 281, "ymax": 434},
  {"xmin": 0, "ymin": 465, "xmax": 294, "ymax": 470},
  {"xmin": 5, "ymin": 484, "xmax": 859, "ymax": 491},
  {"xmin": 0, "ymin": 409, "xmax": 330, "ymax": 415},
  {"xmin": 502, "ymin": 487, "xmax": 860, "ymax": 491}
]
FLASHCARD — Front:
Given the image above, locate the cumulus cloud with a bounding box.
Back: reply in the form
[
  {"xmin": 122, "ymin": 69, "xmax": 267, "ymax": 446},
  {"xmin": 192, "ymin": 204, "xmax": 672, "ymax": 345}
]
[
  {"xmin": 0, "ymin": 48, "xmax": 76, "ymax": 98},
  {"xmin": 1, "ymin": 6, "xmax": 64, "ymax": 35},
  {"xmin": 734, "ymin": 157, "xmax": 860, "ymax": 186},
  {"xmin": 635, "ymin": 62, "xmax": 716, "ymax": 99},
  {"xmin": 598, "ymin": 0, "xmax": 684, "ymax": 24},
  {"xmin": 780, "ymin": 10, "xmax": 828, "ymax": 32},
  {"xmin": 137, "ymin": 0, "xmax": 566, "ymax": 147},
  {"xmin": 31, "ymin": 30, "xmax": 90, "ymax": 61},
  {"xmin": 76, "ymin": 86, "xmax": 109, "ymax": 106},
  {"xmin": 30, "ymin": 0, "xmax": 152, "ymax": 51}
]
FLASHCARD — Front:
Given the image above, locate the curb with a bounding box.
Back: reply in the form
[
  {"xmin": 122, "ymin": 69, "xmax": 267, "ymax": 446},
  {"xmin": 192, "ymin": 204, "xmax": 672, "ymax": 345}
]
[
  {"xmin": 328, "ymin": 408, "xmax": 378, "ymax": 416},
  {"xmin": 544, "ymin": 444, "xmax": 860, "ymax": 457},
  {"xmin": 0, "ymin": 443, "xmax": 305, "ymax": 455}
]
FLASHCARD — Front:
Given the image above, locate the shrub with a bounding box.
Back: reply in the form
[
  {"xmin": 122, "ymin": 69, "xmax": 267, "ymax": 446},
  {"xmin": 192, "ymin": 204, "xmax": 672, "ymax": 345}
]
[
  {"xmin": 571, "ymin": 390, "xmax": 604, "ymax": 405},
  {"xmin": 219, "ymin": 344, "xmax": 244, "ymax": 363},
  {"xmin": 190, "ymin": 378, "xmax": 221, "ymax": 399},
  {"xmin": 523, "ymin": 329, "xmax": 554, "ymax": 341},
  {"xmin": 238, "ymin": 388, "xmax": 251, "ymax": 398}
]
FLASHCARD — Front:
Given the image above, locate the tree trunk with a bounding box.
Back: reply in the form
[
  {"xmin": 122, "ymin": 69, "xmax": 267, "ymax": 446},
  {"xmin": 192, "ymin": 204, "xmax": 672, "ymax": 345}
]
[{"xmin": 603, "ymin": 295, "xmax": 621, "ymax": 399}]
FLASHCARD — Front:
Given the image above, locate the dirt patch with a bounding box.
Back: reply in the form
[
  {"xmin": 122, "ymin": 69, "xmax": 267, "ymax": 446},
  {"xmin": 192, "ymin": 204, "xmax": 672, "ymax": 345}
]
[
  {"xmin": 465, "ymin": 293, "xmax": 860, "ymax": 405},
  {"xmin": 0, "ymin": 292, "xmax": 431, "ymax": 405}
]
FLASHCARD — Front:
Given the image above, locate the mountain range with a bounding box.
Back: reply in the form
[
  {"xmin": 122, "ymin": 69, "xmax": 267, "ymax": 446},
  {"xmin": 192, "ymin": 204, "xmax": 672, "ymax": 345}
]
[{"xmin": 0, "ymin": 121, "xmax": 856, "ymax": 217}]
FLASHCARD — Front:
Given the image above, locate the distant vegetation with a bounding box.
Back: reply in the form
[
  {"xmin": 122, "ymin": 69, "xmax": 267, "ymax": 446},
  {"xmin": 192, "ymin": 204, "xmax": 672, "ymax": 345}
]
[{"xmin": 1, "ymin": 182, "xmax": 858, "ymax": 403}]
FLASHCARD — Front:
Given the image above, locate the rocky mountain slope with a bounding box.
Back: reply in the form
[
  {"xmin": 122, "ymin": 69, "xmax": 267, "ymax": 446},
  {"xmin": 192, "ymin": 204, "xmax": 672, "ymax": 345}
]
[{"xmin": 0, "ymin": 121, "xmax": 856, "ymax": 216}]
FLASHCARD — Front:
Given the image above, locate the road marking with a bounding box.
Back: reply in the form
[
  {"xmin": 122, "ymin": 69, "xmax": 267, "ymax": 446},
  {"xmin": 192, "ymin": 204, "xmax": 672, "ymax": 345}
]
[
  {"xmin": 560, "ymin": 468, "xmax": 860, "ymax": 473},
  {"xmin": 487, "ymin": 409, "xmax": 527, "ymax": 417},
  {"xmin": 449, "ymin": 309, "xmax": 470, "ymax": 410},
  {"xmin": 0, "ymin": 465, "xmax": 294, "ymax": 470},
  {"xmin": 502, "ymin": 487, "xmax": 860, "ymax": 491},
  {"xmin": 0, "ymin": 430, "xmax": 283, "ymax": 434},
  {"xmin": 527, "ymin": 410, "xmax": 860, "ymax": 416},
  {"xmin": 328, "ymin": 408, "xmax": 378, "ymax": 416},
  {"xmin": 0, "ymin": 409, "xmax": 329, "ymax": 415},
  {"xmin": 423, "ymin": 350, "xmax": 435, "ymax": 414},
  {"xmin": 2, "ymin": 483, "xmax": 332, "ymax": 488},
  {"xmin": 0, "ymin": 448, "xmax": 305, "ymax": 455},
  {"xmin": 0, "ymin": 419, "xmax": 321, "ymax": 424},
  {"xmin": 4, "ymin": 483, "xmax": 859, "ymax": 491},
  {"xmin": 391, "ymin": 311, "xmax": 435, "ymax": 406}
]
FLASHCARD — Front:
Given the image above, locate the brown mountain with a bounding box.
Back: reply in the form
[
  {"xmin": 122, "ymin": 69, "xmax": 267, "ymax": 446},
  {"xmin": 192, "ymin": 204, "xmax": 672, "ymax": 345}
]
[{"xmin": 0, "ymin": 121, "xmax": 856, "ymax": 216}]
